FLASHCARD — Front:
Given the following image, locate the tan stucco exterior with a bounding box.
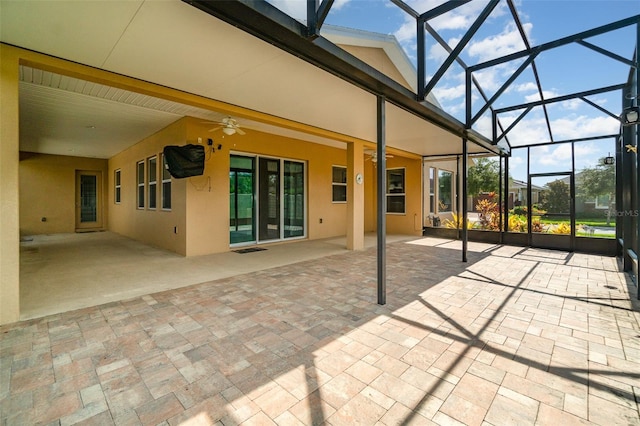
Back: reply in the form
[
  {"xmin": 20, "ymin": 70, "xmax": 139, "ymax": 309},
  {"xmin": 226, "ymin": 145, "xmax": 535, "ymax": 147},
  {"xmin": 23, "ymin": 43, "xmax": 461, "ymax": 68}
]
[
  {"xmin": 20, "ymin": 153, "xmax": 108, "ymax": 235},
  {"xmin": 0, "ymin": 44, "xmax": 21, "ymax": 324},
  {"xmin": 0, "ymin": 44, "xmax": 425, "ymax": 325}
]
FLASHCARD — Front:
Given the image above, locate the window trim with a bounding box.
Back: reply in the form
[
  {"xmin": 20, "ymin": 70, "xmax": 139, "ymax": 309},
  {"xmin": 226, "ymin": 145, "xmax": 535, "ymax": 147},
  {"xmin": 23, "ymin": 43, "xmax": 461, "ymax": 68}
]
[
  {"xmin": 331, "ymin": 165, "xmax": 347, "ymax": 204},
  {"xmin": 386, "ymin": 167, "xmax": 406, "ymax": 215},
  {"xmin": 437, "ymin": 168, "xmax": 454, "ymax": 213},
  {"xmin": 114, "ymin": 168, "xmax": 121, "ymax": 204},
  {"xmin": 161, "ymin": 153, "xmax": 172, "ymax": 211},
  {"xmin": 136, "ymin": 160, "xmax": 145, "ymax": 209},
  {"xmin": 147, "ymin": 155, "xmax": 157, "ymax": 210}
]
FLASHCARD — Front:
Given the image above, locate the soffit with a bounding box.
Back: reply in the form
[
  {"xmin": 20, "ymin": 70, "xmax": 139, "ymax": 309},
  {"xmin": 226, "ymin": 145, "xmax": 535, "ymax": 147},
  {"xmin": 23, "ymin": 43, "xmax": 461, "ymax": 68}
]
[{"xmin": 1, "ymin": 0, "xmax": 475, "ymax": 159}]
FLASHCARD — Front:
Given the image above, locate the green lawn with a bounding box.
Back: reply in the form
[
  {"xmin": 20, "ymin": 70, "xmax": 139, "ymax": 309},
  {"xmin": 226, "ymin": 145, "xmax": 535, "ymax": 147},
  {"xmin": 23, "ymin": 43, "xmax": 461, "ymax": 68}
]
[{"xmin": 537, "ymin": 215, "xmax": 614, "ymax": 228}]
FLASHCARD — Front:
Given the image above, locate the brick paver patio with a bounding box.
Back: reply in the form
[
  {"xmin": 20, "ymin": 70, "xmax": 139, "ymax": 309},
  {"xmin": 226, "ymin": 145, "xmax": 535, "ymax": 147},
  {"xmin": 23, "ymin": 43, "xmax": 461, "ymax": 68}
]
[{"xmin": 2, "ymin": 238, "xmax": 640, "ymax": 425}]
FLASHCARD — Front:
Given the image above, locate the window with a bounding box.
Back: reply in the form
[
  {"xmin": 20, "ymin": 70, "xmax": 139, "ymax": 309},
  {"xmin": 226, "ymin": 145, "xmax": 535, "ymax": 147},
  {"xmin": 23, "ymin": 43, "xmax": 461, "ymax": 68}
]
[
  {"xmin": 438, "ymin": 170, "xmax": 452, "ymax": 212},
  {"xmin": 161, "ymin": 154, "xmax": 171, "ymax": 210},
  {"xmin": 137, "ymin": 160, "xmax": 145, "ymax": 209},
  {"xmin": 332, "ymin": 166, "xmax": 347, "ymax": 203},
  {"xmin": 114, "ymin": 169, "xmax": 121, "ymax": 204},
  {"xmin": 595, "ymin": 194, "xmax": 611, "ymax": 209},
  {"xmin": 386, "ymin": 168, "xmax": 405, "ymax": 214},
  {"xmin": 148, "ymin": 156, "xmax": 157, "ymax": 209},
  {"xmin": 429, "ymin": 167, "xmax": 435, "ymax": 213}
]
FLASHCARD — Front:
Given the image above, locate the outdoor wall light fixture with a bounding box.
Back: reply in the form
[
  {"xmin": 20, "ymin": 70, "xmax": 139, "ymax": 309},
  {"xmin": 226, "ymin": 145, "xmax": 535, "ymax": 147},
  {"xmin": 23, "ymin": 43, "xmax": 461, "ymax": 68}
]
[
  {"xmin": 603, "ymin": 153, "xmax": 615, "ymax": 165},
  {"xmin": 621, "ymin": 106, "xmax": 640, "ymax": 126}
]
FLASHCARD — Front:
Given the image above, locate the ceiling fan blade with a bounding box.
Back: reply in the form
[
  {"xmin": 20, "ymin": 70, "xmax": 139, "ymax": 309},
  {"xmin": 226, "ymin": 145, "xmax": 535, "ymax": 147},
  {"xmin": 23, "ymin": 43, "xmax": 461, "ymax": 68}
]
[
  {"xmin": 236, "ymin": 127, "xmax": 246, "ymax": 135},
  {"xmin": 208, "ymin": 126, "xmax": 222, "ymax": 132}
]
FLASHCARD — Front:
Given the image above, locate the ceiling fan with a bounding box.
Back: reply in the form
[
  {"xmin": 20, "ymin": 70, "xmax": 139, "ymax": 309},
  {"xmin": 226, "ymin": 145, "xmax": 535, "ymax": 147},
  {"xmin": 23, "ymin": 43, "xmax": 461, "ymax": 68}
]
[
  {"xmin": 204, "ymin": 116, "xmax": 246, "ymax": 136},
  {"xmin": 365, "ymin": 149, "xmax": 393, "ymax": 164}
]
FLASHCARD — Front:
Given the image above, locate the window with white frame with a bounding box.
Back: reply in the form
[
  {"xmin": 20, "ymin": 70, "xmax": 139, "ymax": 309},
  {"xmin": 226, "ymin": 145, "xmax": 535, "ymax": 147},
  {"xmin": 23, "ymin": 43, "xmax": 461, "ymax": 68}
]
[
  {"xmin": 161, "ymin": 154, "xmax": 171, "ymax": 210},
  {"xmin": 148, "ymin": 156, "xmax": 157, "ymax": 209},
  {"xmin": 429, "ymin": 167, "xmax": 435, "ymax": 213},
  {"xmin": 438, "ymin": 169, "xmax": 453, "ymax": 212},
  {"xmin": 386, "ymin": 168, "xmax": 405, "ymax": 214},
  {"xmin": 332, "ymin": 166, "xmax": 347, "ymax": 203},
  {"xmin": 114, "ymin": 169, "xmax": 121, "ymax": 204},
  {"xmin": 137, "ymin": 160, "xmax": 145, "ymax": 209}
]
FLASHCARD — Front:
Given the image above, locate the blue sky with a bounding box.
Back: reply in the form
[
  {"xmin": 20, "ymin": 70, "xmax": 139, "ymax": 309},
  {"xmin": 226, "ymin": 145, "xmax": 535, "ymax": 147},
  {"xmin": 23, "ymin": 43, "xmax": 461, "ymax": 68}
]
[{"xmin": 267, "ymin": 0, "xmax": 639, "ymax": 182}]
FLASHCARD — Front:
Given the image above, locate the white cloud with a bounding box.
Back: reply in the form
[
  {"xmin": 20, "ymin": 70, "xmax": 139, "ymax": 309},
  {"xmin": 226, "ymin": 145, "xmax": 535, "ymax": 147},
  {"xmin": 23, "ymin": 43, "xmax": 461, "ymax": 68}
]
[
  {"xmin": 525, "ymin": 90, "xmax": 559, "ymax": 103},
  {"xmin": 467, "ymin": 22, "xmax": 530, "ymax": 63},
  {"xmin": 536, "ymin": 142, "xmax": 598, "ymax": 167},
  {"xmin": 267, "ymin": 0, "xmax": 306, "ymax": 20},
  {"xmin": 421, "ymin": 0, "xmax": 509, "ymax": 31},
  {"xmin": 551, "ymin": 115, "xmax": 619, "ymax": 139},
  {"xmin": 395, "ymin": 18, "xmax": 416, "ymax": 44},
  {"xmin": 266, "ymin": 0, "xmax": 351, "ymax": 20},
  {"xmin": 515, "ymin": 82, "xmax": 538, "ymax": 93},
  {"xmin": 474, "ymin": 68, "xmax": 504, "ymax": 92},
  {"xmin": 433, "ymin": 83, "xmax": 466, "ymax": 101},
  {"xmin": 428, "ymin": 42, "xmax": 449, "ymax": 62},
  {"xmin": 537, "ymin": 143, "xmax": 573, "ymax": 165}
]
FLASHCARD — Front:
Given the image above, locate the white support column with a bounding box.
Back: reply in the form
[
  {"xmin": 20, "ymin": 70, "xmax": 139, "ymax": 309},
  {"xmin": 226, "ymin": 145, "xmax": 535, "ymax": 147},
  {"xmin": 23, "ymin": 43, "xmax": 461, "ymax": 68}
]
[{"xmin": 346, "ymin": 141, "xmax": 365, "ymax": 250}]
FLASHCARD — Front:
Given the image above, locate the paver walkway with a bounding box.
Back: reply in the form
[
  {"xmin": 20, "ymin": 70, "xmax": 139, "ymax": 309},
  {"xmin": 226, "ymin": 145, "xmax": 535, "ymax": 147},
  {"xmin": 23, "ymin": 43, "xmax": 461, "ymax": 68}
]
[{"xmin": 2, "ymin": 238, "xmax": 640, "ymax": 425}]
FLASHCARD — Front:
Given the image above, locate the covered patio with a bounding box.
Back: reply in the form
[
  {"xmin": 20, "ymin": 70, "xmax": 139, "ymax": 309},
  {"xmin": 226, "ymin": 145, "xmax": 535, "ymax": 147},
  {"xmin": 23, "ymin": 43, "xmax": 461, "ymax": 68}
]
[{"xmin": 2, "ymin": 238, "xmax": 639, "ymax": 424}]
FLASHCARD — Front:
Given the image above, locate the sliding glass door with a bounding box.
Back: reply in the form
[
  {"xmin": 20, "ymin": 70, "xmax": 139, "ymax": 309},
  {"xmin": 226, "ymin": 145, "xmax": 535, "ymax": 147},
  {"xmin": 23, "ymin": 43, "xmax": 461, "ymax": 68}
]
[
  {"xmin": 230, "ymin": 156, "xmax": 255, "ymax": 244},
  {"xmin": 231, "ymin": 154, "xmax": 306, "ymax": 246},
  {"xmin": 259, "ymin": 158, "xmax": 280, "ymax": 241},
  {"xmin": 284, "ymin": 161, "xmax": 305, "ymax": 238}
]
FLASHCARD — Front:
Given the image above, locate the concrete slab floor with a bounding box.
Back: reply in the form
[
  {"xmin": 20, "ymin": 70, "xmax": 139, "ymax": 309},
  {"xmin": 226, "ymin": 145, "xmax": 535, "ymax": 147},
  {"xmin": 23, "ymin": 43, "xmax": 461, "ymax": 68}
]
[
  {"xmin": 2, "ymin": 235, "xmax": 639, "ymax": 425},
  {"xmin": 19, "ymin": 231, "xmax": 414, "ymax": 320}
]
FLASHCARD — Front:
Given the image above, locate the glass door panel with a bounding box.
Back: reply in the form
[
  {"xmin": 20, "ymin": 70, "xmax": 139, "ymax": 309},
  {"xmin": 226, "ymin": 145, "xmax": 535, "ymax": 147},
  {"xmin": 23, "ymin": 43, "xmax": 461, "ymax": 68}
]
[
  {"xmin": 284, "ymin": 160, "xmax": 304, "ymax": 238},
  {"xmin": 530, "ymin": 173, "xmax": 573, "ymax": 251},
  {"xmin": 230, "ymin": 156, "xmax": 255, "ymax": 244},
  {"xmin": 259, "ymin": 158, "xmax": 280, "ymax": 241},
  {"xmin": 80, "ymin": 175, "xmax": 97, "ymax": 223},
  {"xmin": 75, "ymin": 171, "xmax": 103, "ymax": 230}
]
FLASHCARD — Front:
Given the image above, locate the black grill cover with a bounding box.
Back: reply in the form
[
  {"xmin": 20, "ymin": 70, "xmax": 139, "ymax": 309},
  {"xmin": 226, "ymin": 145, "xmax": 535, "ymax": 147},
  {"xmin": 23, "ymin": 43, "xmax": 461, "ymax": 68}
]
[{"xmin": 163, "ymin": 144, "xmax": 205, "ymax": 179}]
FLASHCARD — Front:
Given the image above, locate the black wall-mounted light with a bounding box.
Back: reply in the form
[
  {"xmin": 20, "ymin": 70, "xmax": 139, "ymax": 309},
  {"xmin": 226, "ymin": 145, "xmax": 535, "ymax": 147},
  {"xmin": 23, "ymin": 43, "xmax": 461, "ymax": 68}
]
[
  {"xmin": 621, "ymin": 106, "xmax": 640, "ymax": 126},
  {"xmin": 603, "ymin": 153, "xmax": 615, "ymax": 165}
]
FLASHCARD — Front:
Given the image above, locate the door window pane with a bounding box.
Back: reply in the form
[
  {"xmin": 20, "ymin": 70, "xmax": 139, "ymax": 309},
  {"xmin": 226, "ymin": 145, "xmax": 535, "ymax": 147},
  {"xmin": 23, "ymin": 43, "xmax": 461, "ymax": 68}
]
[
  {"xmin": 575, "ymin": 141, "xmax": 616, "ymax": 239},
  {"xmin": 230, "ymin": 155, "xmax": 255, "ymax": 244},
  {"xmin": 259, "ymin": 158, "xmax": 280, "ymax": 241},
  {"xmin": 438, "ymin": 170, "xmax": 452, "ymax": 212},
  {"xmin": 80, "ymin": 175, "xmax": 97, "ymax": 222},
  {"xmin": 285, "ymin": 161, "xmax": 305, "ymax": 238}
]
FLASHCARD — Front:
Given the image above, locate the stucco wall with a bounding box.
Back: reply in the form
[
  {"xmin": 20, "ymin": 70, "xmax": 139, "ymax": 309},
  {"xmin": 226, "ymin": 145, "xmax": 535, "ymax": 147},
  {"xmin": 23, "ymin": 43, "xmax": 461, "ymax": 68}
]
[
  {"xmin": 184, "ymin": 117, "xmax": 351, "ymax": 255},
  {"xmin": 0, "ymin": 44, "xmax": 20, "ymax": 324},
  {"xmin": 108, "ymin": 117, "xmax": 370, "ymax": 257},
  {"xmin": 364, "ymin": 155, "xmax": 424, "ymax": 236},
  {"xmin": 19, "ymin": 152, "xmax": 108, "ymax": 235},
  {"xmin": 108, "ymin": 119, "xmax": 188, "ymax": 255}
]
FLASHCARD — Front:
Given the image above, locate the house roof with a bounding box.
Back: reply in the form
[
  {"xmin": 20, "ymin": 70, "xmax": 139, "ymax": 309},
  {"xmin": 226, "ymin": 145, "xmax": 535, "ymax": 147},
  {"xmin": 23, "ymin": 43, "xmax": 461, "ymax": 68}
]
[{"xmin": 510, "ymin": 179, "xmax": 545, "ymax": 191}]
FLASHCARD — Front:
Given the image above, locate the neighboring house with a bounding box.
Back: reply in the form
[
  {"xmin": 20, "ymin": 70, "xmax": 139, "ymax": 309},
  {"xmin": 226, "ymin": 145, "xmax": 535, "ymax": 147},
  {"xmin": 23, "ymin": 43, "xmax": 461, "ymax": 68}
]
[
  {"xmin": 556, "ymin": 173, "xmax": 616, "ymax": 215},
  {"xmin": 508, "ymin": 179, "xmax": 544, "ymax": 209}
]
